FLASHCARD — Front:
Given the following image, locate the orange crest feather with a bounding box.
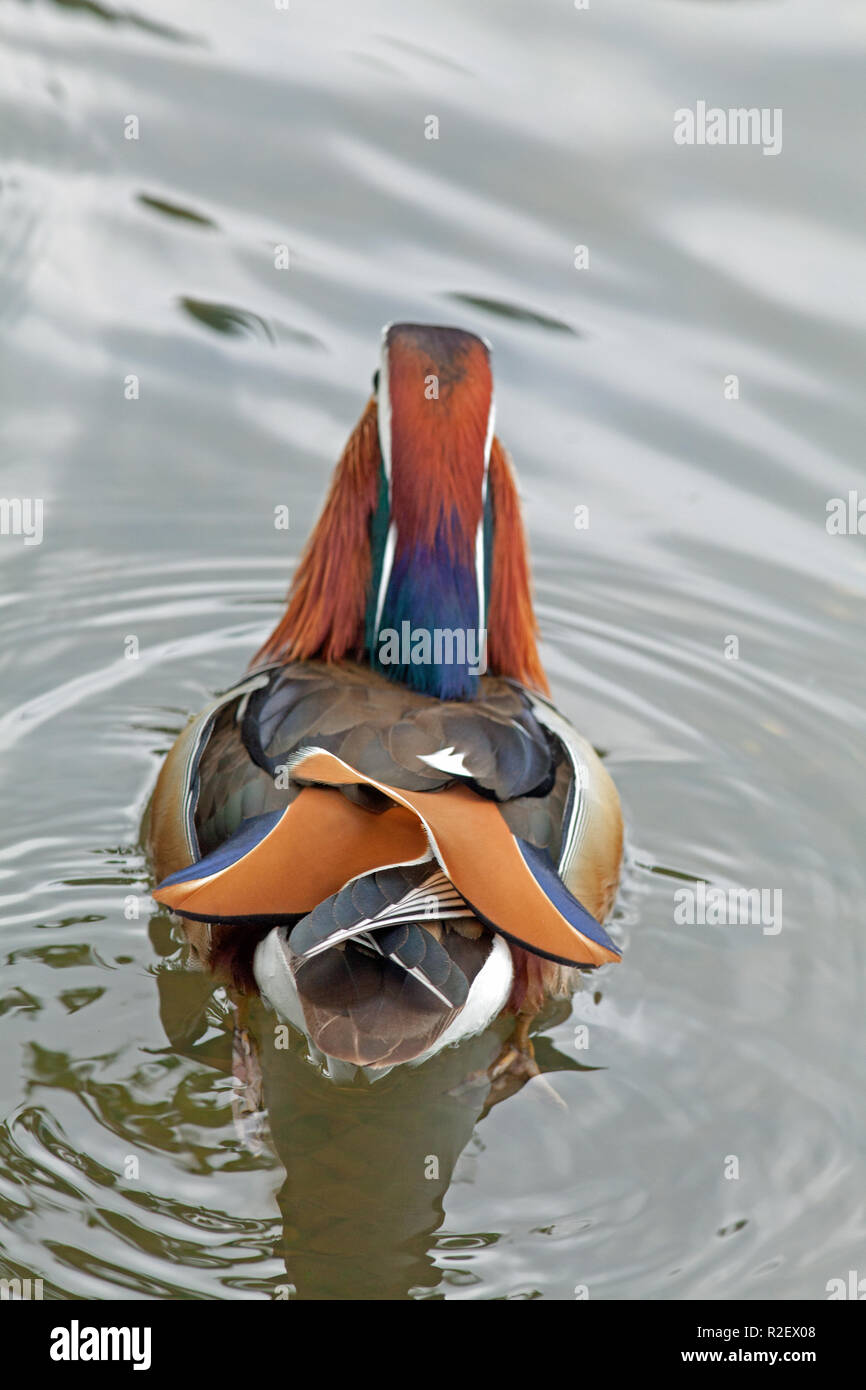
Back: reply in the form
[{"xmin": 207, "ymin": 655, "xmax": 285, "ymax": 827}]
[
  {"xmin": 250, "ymin": 402, "xmax": 550, "ymax": 697},
  {"xmin": 249, "ymin": 397, "xmax": 381, "ymax": 669},
  {"xmin": 486, "ymin": 438, "xmax": 550, "ymax": 696}
]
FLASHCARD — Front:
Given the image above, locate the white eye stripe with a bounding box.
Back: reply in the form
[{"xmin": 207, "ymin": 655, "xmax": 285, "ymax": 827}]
[
  {"xmin": 372, "ymin": 520, "xmax": 397, "ymax": 648},
  {"xmin": 475, "ymin": 392, "xmax": 494, "ymax": 639},
  {"xmin": 483, "ymin": 395, "xmax": 495, "ymax": 491},
  {"xmin": 372, "ymin": 331, "xmax": 395, "ymax": 650}
]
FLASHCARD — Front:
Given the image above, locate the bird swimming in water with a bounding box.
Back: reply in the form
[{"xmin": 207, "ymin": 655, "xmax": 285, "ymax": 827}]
[{"xmin": 148, "ymin": 322, "xmax": 623, "ymax": 1086}]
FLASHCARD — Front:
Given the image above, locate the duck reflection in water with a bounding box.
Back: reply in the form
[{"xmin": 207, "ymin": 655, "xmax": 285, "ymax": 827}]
[{"xmin": 155, "ymin": 960, "xmax": 598, "ymax": 1300}]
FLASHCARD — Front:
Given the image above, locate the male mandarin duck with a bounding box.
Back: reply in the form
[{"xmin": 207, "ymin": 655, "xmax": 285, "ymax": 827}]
[{"xmin": 148, "ymin": 323, "xmax": 623, "ymax": 1083}]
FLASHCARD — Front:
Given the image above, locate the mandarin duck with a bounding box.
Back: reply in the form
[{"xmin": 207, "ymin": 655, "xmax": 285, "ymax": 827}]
[{"xmin": 148, "ymin": 323, "xmax": 623, "ymax": 1085}]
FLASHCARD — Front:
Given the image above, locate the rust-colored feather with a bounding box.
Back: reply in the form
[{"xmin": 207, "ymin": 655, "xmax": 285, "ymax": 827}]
[
  {"xmin": 387, "ymin": 328, "xmax": 490, "ymax": 563},
  {"xmin": 487, "ymin": 437, "xmax": 550, "ymax": 696},
  {"xmin": 248, "ymin": 396, "xmax": 381, "ymax": 669},
  {"xmin": 250, "ymin": 397, "xmax": 550, "ymax": 696}
]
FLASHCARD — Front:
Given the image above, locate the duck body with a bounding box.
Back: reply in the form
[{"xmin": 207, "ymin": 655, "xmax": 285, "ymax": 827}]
[{"xmin": 148, "ymin": 323, "xmax": 623, "ymax": 1080}]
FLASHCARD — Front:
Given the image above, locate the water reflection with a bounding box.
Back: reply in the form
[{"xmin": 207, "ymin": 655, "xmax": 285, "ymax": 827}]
[
  {"xmin": 156, "ymin": 950, "xmax": 595, "ymax": 1299},
  {"xmin": 1, "ymin": 0, "xmax": 864, "ymax": 1302},
  {"xmin": 32, "ymin": 0, "xmax": 201, "ymax": 45}
]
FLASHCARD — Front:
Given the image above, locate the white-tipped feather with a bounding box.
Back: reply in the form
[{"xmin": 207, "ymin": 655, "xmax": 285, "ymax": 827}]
[
  {"xmin": 296, "ymin": 871, "xmax": 470, "ymax": 960},
  {"xmin": 410, "ymin": 933, "xmax": 513, "ymax": 1066},
  {"xmin": 417, "ymin": 746, "xmax": 474, "ymax": 777},
  {"xmin": 357, "ymin": 934, "xmax": 456, "ymax": 1008}
]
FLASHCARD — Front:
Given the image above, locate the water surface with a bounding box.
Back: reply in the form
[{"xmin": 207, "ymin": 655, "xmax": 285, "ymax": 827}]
[{"xmin": 0, "ymin": 0, "xmax": 864, "ymax": 1300}]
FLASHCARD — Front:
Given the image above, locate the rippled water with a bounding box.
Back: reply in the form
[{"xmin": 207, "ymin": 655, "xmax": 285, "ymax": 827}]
[{"xmin": 1, "ymin": 0, "xmax": 864, "ymax": 1300}]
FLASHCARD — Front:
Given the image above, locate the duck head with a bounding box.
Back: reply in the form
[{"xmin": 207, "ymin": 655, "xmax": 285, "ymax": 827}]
[
  {"xmin": 367, "ymin": 322, "xmax": 492, "ymax": 699},
  {"xmin": 251, "ymin": 323, "xmax": 549, "ymax": 698}
]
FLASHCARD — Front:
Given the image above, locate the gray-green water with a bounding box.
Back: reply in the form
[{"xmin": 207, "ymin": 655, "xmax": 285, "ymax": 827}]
[{"xmin": 1, "ymin": 0, "xmax": 864, "ymax": 1300}]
